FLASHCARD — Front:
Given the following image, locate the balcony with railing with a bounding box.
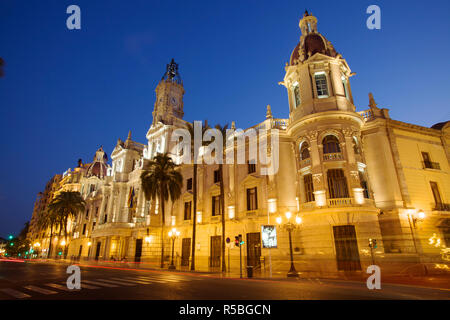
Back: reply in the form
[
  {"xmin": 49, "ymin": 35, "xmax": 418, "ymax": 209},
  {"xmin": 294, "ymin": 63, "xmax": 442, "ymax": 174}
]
[
  {"xmin": 327, "ymin": 198, "xmax": 353, "ymax": 207},
  {"xmin": 357, "ymin": 109, "xmax": 374, "ymax": 122},
  {"xmin": 300, "ymin": 158, "xmax": 311, "ymax": 167},
  {"xmin": 422, "ymin": 161, "xmax": 441, "ymax": 170},
  {"xmin": 433, "ymin": 203, "xmax": 450, "ymax": 211},
  {"xmin": 323, "ymin": 152, "xmax": 344, "ymax": 161}
]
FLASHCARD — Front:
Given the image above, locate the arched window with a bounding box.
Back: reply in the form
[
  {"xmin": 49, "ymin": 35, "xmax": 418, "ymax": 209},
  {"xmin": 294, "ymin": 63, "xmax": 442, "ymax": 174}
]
[
  {"xmin": 299, "ymin": 142, "xmax": 310, "ymax": 160},
  {"xmin": 322, "ymin": 135, "xmax": 341, "ymax": 154},
  {"xmin": 327, "ymin": 169, "xmax": 349, "ymax": 199}
]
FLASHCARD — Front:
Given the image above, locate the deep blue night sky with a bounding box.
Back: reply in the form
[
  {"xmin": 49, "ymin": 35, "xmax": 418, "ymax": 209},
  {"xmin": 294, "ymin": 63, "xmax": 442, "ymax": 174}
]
[{"xmin": 0, "ymin": 0, "xmax": 449, "ymax": 238}]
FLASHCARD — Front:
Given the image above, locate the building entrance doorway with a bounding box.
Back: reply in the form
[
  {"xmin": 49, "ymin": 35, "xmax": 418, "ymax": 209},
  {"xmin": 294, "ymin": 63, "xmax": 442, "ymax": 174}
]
[
  {"xmin": 246, "ymin": 232, "xmax": 261, "ymax": 268},
  {"xmin": 210, "ymin": 236, "xmax": 221, "ymax": 268},
  {"xmin": 181, "ymin": 238, "xmax": 191, "ymax": 266},
  {"xmin": 134, "ymin": 239, "xmax": 143, "ymax": 262},
  {"xmin": 95, "ymin": 242, "xmax": 101, "ymax": 260},
  {"xmin": 333, "ymin": 225, "xmax": 361, "ymax": 271}
]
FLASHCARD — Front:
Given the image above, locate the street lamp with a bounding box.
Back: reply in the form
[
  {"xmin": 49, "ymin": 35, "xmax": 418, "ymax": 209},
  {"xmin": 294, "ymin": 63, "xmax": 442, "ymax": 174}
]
[
  {"xmin": 276, "ymin": 211, "xmax": 302, "ymax": 277},
  {"xmin": 168, "ymin": 228, "xmax": 180, "ymax": 270}
]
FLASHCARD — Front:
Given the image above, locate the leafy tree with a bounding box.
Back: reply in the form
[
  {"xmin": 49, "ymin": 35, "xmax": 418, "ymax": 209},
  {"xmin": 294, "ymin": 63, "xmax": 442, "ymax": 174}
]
[{"xmin": 141, "ymin": 153, "xmax": 183, "ymax": 268}]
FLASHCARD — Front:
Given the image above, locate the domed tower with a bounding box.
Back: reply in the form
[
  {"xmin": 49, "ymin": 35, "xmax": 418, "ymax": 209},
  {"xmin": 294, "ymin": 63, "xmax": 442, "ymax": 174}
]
[
  {"xmin": 86, "ymin": 146, "xmax": 109, "ymax": 178},
  {"xmin": 152, "ymin": 59, "xmax": 185, "ymax": 126},
  {"xmin": 284, "ymin": 10, "xmax": 354, "ymax": 120},
  {"xmin": 283, "ymin": 12, "xmax": 382, "ymax": 273}
]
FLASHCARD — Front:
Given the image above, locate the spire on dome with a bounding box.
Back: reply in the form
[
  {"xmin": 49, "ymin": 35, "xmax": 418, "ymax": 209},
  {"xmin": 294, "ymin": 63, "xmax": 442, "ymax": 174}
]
[
  {"xmin": 368, "ymin": 92, "xmax": 379, "ymax": 109},
  {"xmin": 127, "ymin": 130, "xmax": 132, "ymax": 141},
  {"xmin": 161, "ymin": 58, "xmax": 182, "ymax": 84},
  {"xmin": 266, "ymin": 104, "xmax": 273, "ymax": 119},
  {"xmin": 289, "ymin": 12, "xmax": 338, "ymax": 65}
]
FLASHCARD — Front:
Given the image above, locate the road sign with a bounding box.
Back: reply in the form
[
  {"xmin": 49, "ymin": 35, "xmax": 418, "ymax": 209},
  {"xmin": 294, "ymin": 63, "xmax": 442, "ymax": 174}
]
[{"xmin": 226, "ymin": 237, "xmax": 230, "ymax": 243}]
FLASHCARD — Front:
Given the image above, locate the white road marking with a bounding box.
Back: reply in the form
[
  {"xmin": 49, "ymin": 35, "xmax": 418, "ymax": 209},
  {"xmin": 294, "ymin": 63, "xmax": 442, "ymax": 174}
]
[
  {"xmin": 0, "ymin": 288, "xmax": 31, "ymax": 299},
  {"xmin": 23, "ymin": 285, "xmax": 57, "ymax": 295},
  {"xmin": 95, "ymin": 279, "xmax": 136, "ymax": 286},
  {"xmin": 121, "ymin": 277, "xmax": 164, "ymax": 284},
  {"xmin": 83, "ymin": 280, "xmax": 118, "ymax": 288},
  {"xmin": 45, "ymin": 283, "xmax": 75, "ymax": 292},
  {"xmin": 136, "ymin": 276, "xmax": 180, "ymax": 283}
]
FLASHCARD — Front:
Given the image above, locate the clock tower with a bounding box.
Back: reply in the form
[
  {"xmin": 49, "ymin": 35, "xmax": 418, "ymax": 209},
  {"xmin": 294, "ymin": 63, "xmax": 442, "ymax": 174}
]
[{"xmin": 152, "ymin": 59, "xmax": 185, "ymax": 126}]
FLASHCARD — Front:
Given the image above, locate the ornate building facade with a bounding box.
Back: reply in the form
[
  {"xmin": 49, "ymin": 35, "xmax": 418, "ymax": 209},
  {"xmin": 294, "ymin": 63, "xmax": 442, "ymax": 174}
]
[{"xmin": 29, "ymin": 12, "xmax": 450, "ymax": 275}]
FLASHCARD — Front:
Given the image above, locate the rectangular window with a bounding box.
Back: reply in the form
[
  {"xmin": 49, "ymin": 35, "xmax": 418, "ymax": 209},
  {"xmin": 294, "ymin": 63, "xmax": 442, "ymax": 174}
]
[
  {"xmin": 103, "ymin": 214, "xmax": 108, "ymax": 224},
  {"xmin": 213, "ymin": 169, "xmax": 221, "ymax": 183},
  {"xmin": 315, "ymin": 72, "xmax": 329, "ymax": 98},
  {"xmin": 341, "ymin": 74, "xmax": 350, "ymax": 100},
  {"xmin": 246, "ymin": 187, "xmax": 258, "ymax": 211},
  {"xmin": 85, "ymin": 209, "xmax": 89, "ymax": 219},
  {"xmin": 184, "ymin": 201, "xmax": 192, "ymax": 220},
  {"xmin": 187, "ymin": 178, "xmax": 193, "ymax": 191},
  {"xmin": 248, "ymin": 162, "xmax": 256, "ymax": 174},
  {"xmin": 92, "ymin": 222, "xmax": 96, "ymax": 230},
  {"xmin": 304, "ymin": 174, "xmax": 315, "ymax": 202},
  {"xmin": 327, "ymin": 169, "xmax": 349, "ymax": 199},
  {"xmin": 212, "ymin": 196, "xmax": 221, "ymax": 216},
  {"xmin": 82, "ymin": 224, "xmax": 86, "ymax": 235},
  {"xmin": 430, "ymin": 181, "xmax": 442, "ymax": 208},
  {"xmin": 95, "ymin": 207, "xmax": 99, "ymax": 217}
]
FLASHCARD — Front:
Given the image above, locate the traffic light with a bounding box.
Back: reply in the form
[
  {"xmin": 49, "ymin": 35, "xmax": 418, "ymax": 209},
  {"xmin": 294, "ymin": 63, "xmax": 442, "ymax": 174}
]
[
  {"xmin": 8, "ymin": 235, "xmax": 13, "ymax": 240},
  {"xmin": 373, "ymin": 239, "xmax": 377, "ymax": 249},
  {"xmin": 239, "ymin": 234, "xmax": 244, "ymax": 245},
  {"xmin": 234, "ymin": 236, "xmax": 239, "ymax": 247}
]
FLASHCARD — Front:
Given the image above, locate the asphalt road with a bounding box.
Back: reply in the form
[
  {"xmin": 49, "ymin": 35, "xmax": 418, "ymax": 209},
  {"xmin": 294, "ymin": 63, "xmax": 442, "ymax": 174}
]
[{"xmin": 0, "ymin": 260, "xmax": 449, "ymax": 300}]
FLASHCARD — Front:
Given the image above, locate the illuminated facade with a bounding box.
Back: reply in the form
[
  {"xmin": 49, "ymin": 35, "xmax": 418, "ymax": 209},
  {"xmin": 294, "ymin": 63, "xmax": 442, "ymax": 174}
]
[{"xmin": 30, "ymin": 12, "xmax": 449, "ymax": 275}]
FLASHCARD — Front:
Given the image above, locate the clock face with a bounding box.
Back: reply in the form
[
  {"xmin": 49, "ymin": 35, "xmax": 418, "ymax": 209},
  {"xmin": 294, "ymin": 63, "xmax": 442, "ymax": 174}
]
[{"xmin": 170, "ymin": 96, "xmax": 178, "ymax": 106}]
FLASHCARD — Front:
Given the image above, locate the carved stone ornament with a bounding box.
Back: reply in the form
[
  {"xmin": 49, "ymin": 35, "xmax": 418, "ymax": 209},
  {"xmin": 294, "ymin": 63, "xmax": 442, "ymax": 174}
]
[
  {"xmin": 306, "ymin": 130, "xmax": 318, "ymax": 141},
  {"xmin": 313, "ymin": 173, "xmax": 322, "ymax": 184},
  {"xmin": 350, "ymin": 170, "xmax": 359, "ymax": 181}
]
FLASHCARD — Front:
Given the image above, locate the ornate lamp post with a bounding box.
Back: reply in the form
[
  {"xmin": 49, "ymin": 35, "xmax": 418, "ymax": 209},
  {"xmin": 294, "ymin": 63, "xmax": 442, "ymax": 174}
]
[
  {"xmin": 168, "ymin": 228, "xmax": 180, "ymax": 270},
  {"xmin": 276, "ymin": 211, "xmax": 302, "ymax": 277}
]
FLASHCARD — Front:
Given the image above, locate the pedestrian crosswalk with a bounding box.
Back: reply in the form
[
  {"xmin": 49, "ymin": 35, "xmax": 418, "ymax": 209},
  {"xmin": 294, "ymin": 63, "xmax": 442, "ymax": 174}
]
[{"xmin": 0, "ymin": 274, "xmax": 203, "ymax": 299}]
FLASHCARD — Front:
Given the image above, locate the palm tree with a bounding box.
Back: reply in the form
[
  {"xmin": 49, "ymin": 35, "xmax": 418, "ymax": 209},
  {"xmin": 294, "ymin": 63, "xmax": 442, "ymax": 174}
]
[
  {"xmin": 37, "ymin": 209, "xmax": 59, "ymax": 258},
  {"xmin": 186, "ymin": 120, "xmax": 210, "ymax": 271},
  {"xmin": 214, "ymin": 123, "xmax": 229, "ymax": 273},
  {"xmin": 48, "ymin": 191, "xmax": 86, "ymax": 258},
  {"xmin": 141, "ymin": 153, "xmax": 183, "ymax": 268}
]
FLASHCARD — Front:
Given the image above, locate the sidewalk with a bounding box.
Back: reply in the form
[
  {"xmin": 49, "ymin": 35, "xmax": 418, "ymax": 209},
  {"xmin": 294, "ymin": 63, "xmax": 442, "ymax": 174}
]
[{"xmin": 23, "ymin": 257, "xmax": 450, "ymax": 290}]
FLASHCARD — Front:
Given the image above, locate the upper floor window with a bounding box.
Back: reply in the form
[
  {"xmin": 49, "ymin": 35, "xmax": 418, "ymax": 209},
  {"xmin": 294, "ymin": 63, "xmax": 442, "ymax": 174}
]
[
  {"xmin": 291, "ymin": 82, "xmax": 301, "ymax": 108},
  {"xmin": 186, "ymin": 178, "xmax": 193, "ymax": 191},
  {"xmin": 246, "ymin": 187, "xmax": 258, "ymax": 211},
  {"xmin": 184, "ymin": 201, "xmax": 192, "ymax": 220},
  {"xmin": 422, "ymin": 152, "xmax": 440, "ymax": 170},
  {"xmin": 341, "ymin": 74, "xmax": 350, "ymax": 100},
  {"xmin": 248, "ymin": 162, "xmax": 256, "ymax": 174},
  {"xmin": 430, "ymin": 181, "xmax": 443, "ymax": 209},
  {"xmin": 323, "ymin": 135, "xmax": 341, "ymax": 154},
  {"xmin": 327, "ymin": 169, "xmax": 349, "ymax": 199},
  {"xmin": 359, "ymin": 171, "xmax": 370, "ymax": 199},
  {"xmin": 314, "ymin": 72, "xmax": 329, "ymax": 98},
  {"xmin": 300, "ymin": 142, "xmax": 310, "ymax": 160},
  {"xmin": 304, "ymin": 174, "xmax": 315, "ymax": 202},
  {"xmin": 85, "ymin": 209, "xmax": 90, "ymax": 219},
  {"xmin": 212, "ymin": 195, "xmax": 221, "ymax": 216}
]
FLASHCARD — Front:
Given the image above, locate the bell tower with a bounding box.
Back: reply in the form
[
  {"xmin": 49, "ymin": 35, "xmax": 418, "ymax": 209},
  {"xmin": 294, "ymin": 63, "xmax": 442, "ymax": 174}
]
[
  {"xmin": 152, "ymin": 59, "xmax": 185, "ymax": 126},
  {"xmin": 282, "ymin": 11, "xmax": 356, "ymax": 123}
]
